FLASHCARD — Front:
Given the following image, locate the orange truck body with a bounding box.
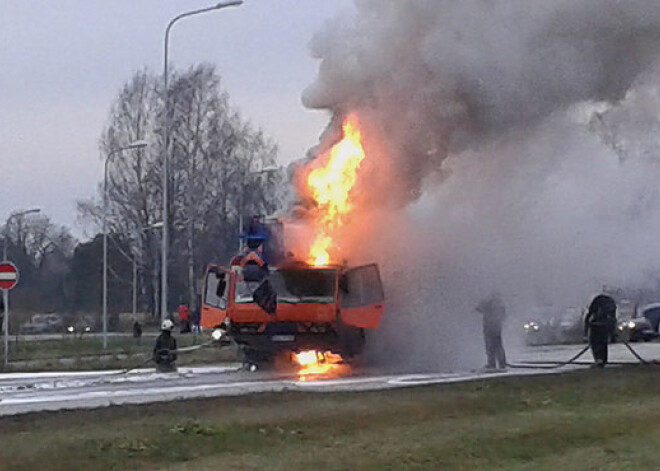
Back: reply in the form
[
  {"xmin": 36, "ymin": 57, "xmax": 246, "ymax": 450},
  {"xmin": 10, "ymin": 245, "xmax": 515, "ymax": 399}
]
[{"xmin": 200, "ymin": 262, "xmax": 385, "ymax": 360}]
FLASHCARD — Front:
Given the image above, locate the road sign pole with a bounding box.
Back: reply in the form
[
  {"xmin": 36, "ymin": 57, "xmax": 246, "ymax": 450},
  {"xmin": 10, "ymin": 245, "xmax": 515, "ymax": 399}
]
[
  {"xmin": 0, "ymin": 262, "xmax": 20, "ymax": 369},
  {"xmin": 3, "ymin": 289, "xmax": 8, "ymax": 368}
]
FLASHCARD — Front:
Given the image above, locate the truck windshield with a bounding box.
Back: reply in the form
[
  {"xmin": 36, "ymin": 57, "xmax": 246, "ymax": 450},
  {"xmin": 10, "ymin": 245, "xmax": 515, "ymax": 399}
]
[{"xmin": 235, "ymin": 268, "xmax": 336, "ymax": 304}]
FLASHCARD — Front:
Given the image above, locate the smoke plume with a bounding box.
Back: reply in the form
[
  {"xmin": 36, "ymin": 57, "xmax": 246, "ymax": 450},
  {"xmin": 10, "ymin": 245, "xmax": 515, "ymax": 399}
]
[{"xmin": 302, "ymin": 1, "xmax": 660, "ymax": 372}]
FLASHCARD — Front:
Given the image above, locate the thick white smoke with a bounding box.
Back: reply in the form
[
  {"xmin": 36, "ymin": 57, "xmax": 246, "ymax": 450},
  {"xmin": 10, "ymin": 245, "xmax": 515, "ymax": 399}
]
[{"xmin": 303, "ymin": 1, "xmax": 660, "ymax": 372}]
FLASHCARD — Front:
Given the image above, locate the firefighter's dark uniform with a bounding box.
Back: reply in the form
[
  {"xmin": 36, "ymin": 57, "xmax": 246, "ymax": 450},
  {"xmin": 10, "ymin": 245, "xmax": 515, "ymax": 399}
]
[
  {"xmin": 477, "ymin": 294, "xmax": 507, "ymax": 369},
  {"xmin": 153, "ymin": 330, "xmax": 178, "ymax": 372},
  {"xmin": 584, "ymin": 294, "xmax": 617, "ymax": 366}
]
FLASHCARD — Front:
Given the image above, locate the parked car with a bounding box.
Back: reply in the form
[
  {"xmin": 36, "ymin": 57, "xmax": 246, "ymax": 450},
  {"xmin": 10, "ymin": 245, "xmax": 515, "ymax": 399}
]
[
  {"xmin": 617, "ymin": 303, "xmax": 660, "ymax": 342},
  {"xmin": 554, "ymin": 307, "xmax": 585, "ymax": 344},
  {"xmin": 20, "ymin": 314, "xmax": 63, "ymax": 334},
  {"xmin": 616, "ymin": 317, "xmax": 658, "ymax": 342},
  {"xmin": 523, "ymin": 306, "xmax": 585, "ymax": 346},
  {"xmin": 65, "ymin": 315, "xmax": 94, "ymax": 336},
  {"xmin": 523, "ymin": 306, "xmax": 557, "ymax": 345},
  {"xmin": 523, "ymin": 320, "xmax": 556, "ymax": 345},
  {"xmin": 639, "ymin": 303, "xmax": 660, "ymax": 332}
]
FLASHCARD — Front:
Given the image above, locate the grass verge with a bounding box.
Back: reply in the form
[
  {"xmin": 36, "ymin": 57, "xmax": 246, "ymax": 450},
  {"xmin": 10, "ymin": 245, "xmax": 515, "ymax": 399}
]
[
  {"xmin": 4, "ymin": 335, "xmax": 237, "ymax": 372},
  {"xmin": 0, "ymin": 367, "xmax": 658, "ymax": 470}
]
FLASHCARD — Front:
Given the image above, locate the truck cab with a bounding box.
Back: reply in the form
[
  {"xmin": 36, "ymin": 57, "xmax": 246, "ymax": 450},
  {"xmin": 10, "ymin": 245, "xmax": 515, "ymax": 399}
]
[{"xmin": 201, "ymin": 262, "xmax": 384, "ymax": 363}]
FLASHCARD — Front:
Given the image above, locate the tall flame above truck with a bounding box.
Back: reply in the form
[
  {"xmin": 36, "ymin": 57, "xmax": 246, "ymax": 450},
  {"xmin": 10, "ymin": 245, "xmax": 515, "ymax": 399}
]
[{"xmin": 304, "ymin": 114, "xmax": 366, "ymax": 265}]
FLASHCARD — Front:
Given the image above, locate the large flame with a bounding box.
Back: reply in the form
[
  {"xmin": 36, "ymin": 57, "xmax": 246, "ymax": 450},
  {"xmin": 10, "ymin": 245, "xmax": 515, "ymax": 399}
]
[
  {"xmin": 293, "ymin": 350, "xmax": 349, "ymax": 381},
  {"xmin": 306, "ymin": 114, "xmax": 366, "ymax": 265}
]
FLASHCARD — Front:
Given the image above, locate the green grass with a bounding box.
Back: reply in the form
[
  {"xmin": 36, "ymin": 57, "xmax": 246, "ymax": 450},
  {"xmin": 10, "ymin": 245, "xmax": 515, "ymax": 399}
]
[
  {"xmin": 10, "ymin": 336, "xmax": 154, "ymax": 359},
  {"xmin": 0, "ymin": 367, "xmax": 658, "ymax": 470},
  {"xmin": 5, "ymin": 335, "xmax": 237, "ymax": 371}
]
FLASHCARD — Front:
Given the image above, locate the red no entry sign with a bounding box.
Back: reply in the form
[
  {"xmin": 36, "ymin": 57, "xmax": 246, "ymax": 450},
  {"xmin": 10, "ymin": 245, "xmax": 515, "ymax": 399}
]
[{"xmin": 0, "ymin": 262, "xmax": 19, "ymax": 290}]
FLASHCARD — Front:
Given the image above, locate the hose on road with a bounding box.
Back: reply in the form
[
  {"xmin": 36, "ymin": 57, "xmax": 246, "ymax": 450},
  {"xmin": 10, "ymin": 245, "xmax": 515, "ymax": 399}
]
[
  {"xmin": 622, "ymin": 341, "xmax": 650, "ymax": 364},
  {"xmin": 118, "ymin": 339, "xmax": 216, "ymax": 375},
  {"xmin": 506, "ymin": 344, "xmax": 590, "ymax": 370},
  {"xmin": 507, "ymin": 341, "xmax": 658, "ymax": 370}
]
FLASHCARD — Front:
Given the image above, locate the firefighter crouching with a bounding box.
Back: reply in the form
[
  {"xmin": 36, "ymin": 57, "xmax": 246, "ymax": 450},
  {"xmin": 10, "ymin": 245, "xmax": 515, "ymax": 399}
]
[
  {"xmin": 584, "ymin": 294, "xmax": 617, "ymax": 367},
  {"xmin": 154, "ymin": 319, "xmax": 178, "ymax": 372}
]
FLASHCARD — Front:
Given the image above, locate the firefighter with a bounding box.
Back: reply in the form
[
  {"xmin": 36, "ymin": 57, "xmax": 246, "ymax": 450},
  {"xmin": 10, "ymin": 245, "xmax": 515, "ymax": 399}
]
[
  {"xmin": 476, "ymin": 292, "xmax": 507, "ymax": 370},
  {"xmin": 241, "ymin": 245, "xmax": 269, "ymax": 282},
  {"xmin": 584, "ymin": 294, "xmax": 617, "ymax": 367},
  {"xmin": 245, "ymin": 215, "xmax": 269, "ymax": 248},
  {"xmin": 153, "ymin": 319, "xmax": 178, "ymax": 372}
]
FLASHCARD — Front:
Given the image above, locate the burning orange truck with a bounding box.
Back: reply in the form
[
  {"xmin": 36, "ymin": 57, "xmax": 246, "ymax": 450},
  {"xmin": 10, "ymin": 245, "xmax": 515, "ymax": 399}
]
[
  {"xmin": 200, "ymin": 218, "xmax": 385, "ymax": 366},
  {"xmin": 202, "ymin": 114, "xmax": 384, "ymax": 366}
]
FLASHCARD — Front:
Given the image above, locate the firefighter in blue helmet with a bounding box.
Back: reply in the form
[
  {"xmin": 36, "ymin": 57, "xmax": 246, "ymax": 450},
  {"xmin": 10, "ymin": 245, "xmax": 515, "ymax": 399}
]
[
  {"xmin": 241, "ymin": 215, "xmax": 270, "ymax": 250},
  {"xmin": 237, "ymin": 216, "xmax": 270, "ymax": 282},
  {"xmin": 584, "ymin": 294, "xmax": 617, "ymax": 367}
]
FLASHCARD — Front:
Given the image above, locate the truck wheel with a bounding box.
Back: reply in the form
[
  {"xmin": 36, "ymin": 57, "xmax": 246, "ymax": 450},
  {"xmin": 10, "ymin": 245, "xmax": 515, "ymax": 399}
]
[
  {"xmin": 338, "ymin": 326, "xmax": 365, "ymax": 358},
  {"xmin": 240, "ymin": 347, "xmax": 273, "ymax": 370}
]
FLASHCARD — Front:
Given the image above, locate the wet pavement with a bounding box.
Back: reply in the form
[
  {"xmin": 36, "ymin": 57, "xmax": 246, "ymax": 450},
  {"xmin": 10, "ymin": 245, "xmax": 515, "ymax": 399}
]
[{"xmin": 0, "ymin": 342, "xmax": 657, "ymax": 416}]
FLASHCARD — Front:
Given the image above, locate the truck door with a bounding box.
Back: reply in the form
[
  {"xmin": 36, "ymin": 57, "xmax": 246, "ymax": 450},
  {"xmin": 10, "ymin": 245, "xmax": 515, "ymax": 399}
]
[
  {"xmin": 201, "ymin": 265, "xmax": 231, "ymax": 329},
  {"xmin": 339, "ymin": 264, "xmax": 385, "ymax": 328}
]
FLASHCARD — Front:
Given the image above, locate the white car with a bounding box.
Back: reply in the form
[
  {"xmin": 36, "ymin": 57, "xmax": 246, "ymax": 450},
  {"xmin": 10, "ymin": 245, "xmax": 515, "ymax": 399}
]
[{"xmin": 20, "ymin": 314, "xmax": 63, "ymax": 334}]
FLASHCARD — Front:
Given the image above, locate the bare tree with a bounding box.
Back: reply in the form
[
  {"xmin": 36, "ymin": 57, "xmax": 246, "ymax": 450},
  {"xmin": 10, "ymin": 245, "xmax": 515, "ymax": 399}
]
[
  {"xmin": 1, "ymin": 213, "xmax": 76, "ymax": 312},
  {"xmin": 3, "ymin": 214, "xmax": 74, "ymax": 266},
  {"xmin": 79, "ymin": 70, "xmax": 164, "ymax": 316},
  {"xmin": 168, "ymin": 64, "xmax": 229, "ymax": 313},
  {"xmin": 80, "ymin": 64, "xmax": 285, "ymax": 316},
  {"xmin": 167, "ymin": 64, "xmax": 282, "ymax": 312}
]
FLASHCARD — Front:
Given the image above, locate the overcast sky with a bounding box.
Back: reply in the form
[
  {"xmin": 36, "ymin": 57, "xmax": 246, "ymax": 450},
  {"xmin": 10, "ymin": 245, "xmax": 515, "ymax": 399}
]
[{"xmin": 0, "ymin": 0, "xmax": 354, "ymax": 237}]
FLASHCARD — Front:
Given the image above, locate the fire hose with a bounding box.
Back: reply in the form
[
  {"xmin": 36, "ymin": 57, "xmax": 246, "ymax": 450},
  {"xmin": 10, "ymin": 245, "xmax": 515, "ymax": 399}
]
[
  {"xmin": 118, "ymin": 339, "xmax": 216, "ymax": 375},
  {"xmin": 35, "ymin": 340, "xmax": 222, "ymax": 392},
  {"xmin": 621, "ymin": 340, "xmax": 651, "ymax": 364},
  {"xmin": 506, "ymin": 344, "xmax": 591, "ymax": 370},
  {"xmin": 506, "ymin": 341, "xmax": 659, "ymax": 370}
]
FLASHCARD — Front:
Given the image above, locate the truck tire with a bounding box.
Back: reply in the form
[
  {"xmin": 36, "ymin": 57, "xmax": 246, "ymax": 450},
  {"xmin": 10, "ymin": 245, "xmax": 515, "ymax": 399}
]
[{"xmin": 337, "ymin": 325, "xmax": 365, "ymax": 359}]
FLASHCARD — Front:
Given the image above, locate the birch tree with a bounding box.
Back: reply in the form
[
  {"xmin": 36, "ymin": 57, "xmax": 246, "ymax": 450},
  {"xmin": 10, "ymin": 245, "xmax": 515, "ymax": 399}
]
[{"xmin": 80, "ymin": 64, "xmax": 285, "ymax": 315}]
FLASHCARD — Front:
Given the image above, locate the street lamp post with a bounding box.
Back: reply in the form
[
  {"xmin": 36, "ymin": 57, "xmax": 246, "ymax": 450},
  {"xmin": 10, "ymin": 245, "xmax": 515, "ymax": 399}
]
[
  {"xmin": 103, "ymin": 140, "xmax": 148, "ymax": 349},
  {"xmin": 3, "ymin": 208, "xmax": 40, "ymax": 368},
  {"xmin": 161, "ymin": 0, "xmax": 243, "ymax": 321},
  {"xmin": 238, "ymin": 167, "xmax": 279, "ymax": 250}
]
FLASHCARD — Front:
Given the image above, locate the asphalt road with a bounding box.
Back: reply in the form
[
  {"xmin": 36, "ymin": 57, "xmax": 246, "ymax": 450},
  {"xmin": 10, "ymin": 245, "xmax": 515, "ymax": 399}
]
[{"xmin": 0, "ymin": 342, "xmax": 657, "ymax": 417}]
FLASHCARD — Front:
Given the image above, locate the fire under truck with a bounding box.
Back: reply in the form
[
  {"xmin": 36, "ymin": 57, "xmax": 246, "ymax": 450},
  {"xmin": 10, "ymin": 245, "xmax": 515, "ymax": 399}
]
[{"xmin": 200, "ymin": 217, "xmax": 385, "ymax": 366}]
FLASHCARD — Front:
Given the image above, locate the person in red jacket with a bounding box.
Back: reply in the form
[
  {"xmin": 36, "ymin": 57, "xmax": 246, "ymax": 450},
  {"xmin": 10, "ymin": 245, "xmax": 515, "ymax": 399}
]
[{"xmin": 178, "ymin": 304, "xmax": 191, "ymax": 334}]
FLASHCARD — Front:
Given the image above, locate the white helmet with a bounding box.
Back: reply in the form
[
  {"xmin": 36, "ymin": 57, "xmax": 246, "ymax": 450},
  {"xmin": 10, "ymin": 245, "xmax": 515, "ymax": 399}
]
[{"xmin": 161, "ymin": 319, "xmax": 174, "ymax": 331}]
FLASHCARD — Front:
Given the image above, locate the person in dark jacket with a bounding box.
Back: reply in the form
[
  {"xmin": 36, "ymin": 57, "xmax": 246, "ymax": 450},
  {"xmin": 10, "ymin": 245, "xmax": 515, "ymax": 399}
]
[
  {"xmin": 191, "ymin": 305, "xmax": 201, "ymax": 334},
  {"xmin": 132, "ymin": 319, "xmax": 142, "ymax": 342},
  {"xmin": 584, "ymin": 294, "xmax": 617, "ymax": 367},
  {"xmin": 476, "ymin": 292, "xmax": 507, "ymax": 370},
  {"xmin": 244, "ymin": 215, "xmax": 270, "ymax": 248},
  {"xmin": 153, "ymin": 319, "xmax": 178, "ymax": 372}
]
